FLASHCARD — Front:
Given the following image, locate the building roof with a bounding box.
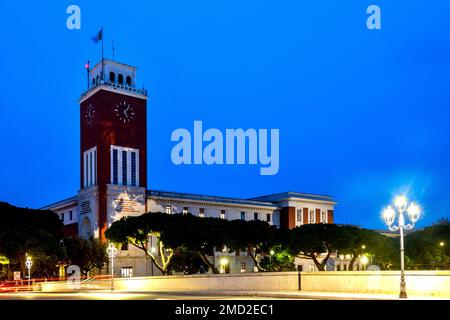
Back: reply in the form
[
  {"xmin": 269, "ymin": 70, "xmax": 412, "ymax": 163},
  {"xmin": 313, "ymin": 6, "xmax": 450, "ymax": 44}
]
[
  {"xmin": 249, "ymin": 191, "xmax": 336, "ymax": 203},
  {"xmin": 40, "ymin": 195, "xmax": 78, "ymax": 210},
  {"xmin": 147, "ymin": 189, "xmax": 278, "ymax": 208}
]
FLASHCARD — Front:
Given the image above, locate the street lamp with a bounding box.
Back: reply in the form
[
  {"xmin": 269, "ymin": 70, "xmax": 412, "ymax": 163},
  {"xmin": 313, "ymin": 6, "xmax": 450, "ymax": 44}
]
[
  {"xmin": 107, "ymin": 243, "xmax": 118, "ymax": 291},
  {"xmin": 383, "ymin": 195, "xmax": 421, "ymax": 299},
  {"xmin": 360, "ymin": 255, "xmax": 369, "ymax": 270},
  {"xmin": 25, "ymin": 255, "xmax": 33, "ymax": 287},
  {"xmin": 219, "ymin": 258, "xmax": 229, "ymax": 274},
  {"xmin": 269, "ymin": 250, "xmax": 275, "ymax": 265}
]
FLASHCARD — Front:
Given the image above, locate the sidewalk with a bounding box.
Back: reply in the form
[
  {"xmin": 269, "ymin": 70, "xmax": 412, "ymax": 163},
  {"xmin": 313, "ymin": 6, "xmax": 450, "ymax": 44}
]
[{"xmin": 118, "ymin": 289, "xmax": 450, "ymax": 300}]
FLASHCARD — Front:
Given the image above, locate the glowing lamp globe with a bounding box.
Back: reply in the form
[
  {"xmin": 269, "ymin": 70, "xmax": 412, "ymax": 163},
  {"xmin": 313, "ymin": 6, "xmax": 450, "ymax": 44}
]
[
  {"xmin": 394, "ymin": 195, "xmax": 408, "ymax": 213},
  {"xmin": 383, "ymin": 206, "xmax": 396, "ymax": 226},
  {"xmin": 407, "ymin": 203, "xmax": 420, "ymax": 223}
]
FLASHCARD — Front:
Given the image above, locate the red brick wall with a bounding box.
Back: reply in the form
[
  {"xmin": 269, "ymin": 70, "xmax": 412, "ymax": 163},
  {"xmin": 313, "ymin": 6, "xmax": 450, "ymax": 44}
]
[
  {"xmin": 80, "ymin": 90, "xmax": 147, "ymax": 241},
  {"xmin": 280, "ymin": 206, "xmax": 296, "ymax": 229},
  {"xmin": 315, "ymin": 208, "xmax": 321, "ymax": 224},
  {"xmin": 303, "ymin": 207, "xmax": 309, "ymax": 224},
  {"xmin": 327, "ymin": 210, "xmax": 334, "ymax": 224}
]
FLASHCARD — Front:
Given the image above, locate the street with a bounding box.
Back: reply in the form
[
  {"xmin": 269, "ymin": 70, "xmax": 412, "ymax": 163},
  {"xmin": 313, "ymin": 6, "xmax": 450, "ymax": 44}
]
[{"xmin": 0, "ymin": 291, "xmax": 302, "ymax": 300}]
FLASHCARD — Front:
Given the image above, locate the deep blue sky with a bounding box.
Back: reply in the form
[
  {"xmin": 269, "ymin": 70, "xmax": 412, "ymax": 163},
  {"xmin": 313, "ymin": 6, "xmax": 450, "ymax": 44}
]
[{"xmin": 1, "ymin": 1, "xmax": 449, "ymax": 230}]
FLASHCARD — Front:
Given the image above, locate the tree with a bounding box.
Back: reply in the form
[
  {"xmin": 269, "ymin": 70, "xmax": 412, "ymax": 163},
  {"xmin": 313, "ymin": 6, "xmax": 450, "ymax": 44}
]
[
  {"xmin": 338, "ymin": 227, "xmax": 393, "ymax": 270},
  {"xmin": 63, "ymin": 237, "xmax": 108, "ymax": 276},
  {"xmin": 170, "ymin": 245, "xmax": 209, "ymax": 274},
  {"xmin": 0, "ymin": 202, "xmax": 64, "ymax": 279},
  {"xmin": 227, "ymin": 219, "xmax": 278, "ymax": 272},
  {"xmin": 105, "ymin": 212, "xmax": 187, "ymax": 275},
  {"xmin": 288, "ymin": 224, "xmax": 352, "ymax": 271},
  {"xmin": 405, "ymin": 221, "xmax": 450, "ymax": 270},
  {"xmin": 259, "ymin": 244, "xmax": 296, "ymax": 272},
  {"xmin": 180, "ymin": 216, "xmax": 229, "ymax": 274}
]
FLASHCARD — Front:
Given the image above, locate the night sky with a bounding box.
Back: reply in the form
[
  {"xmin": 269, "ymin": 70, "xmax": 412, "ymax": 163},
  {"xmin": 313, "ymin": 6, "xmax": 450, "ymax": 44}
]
[{"xmin": 1, "ymin": 1, "xmax": 449, "ymax": 230}]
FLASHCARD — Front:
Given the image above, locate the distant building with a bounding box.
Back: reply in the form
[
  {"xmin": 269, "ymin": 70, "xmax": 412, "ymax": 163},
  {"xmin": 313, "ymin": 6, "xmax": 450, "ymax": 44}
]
[{"xmin": 42, "ymin": 59, "xmax": 337, "ymax": 276}]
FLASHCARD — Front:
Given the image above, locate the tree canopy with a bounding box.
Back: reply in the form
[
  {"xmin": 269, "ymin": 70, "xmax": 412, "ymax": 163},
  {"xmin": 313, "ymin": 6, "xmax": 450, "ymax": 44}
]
[{"xmin": 0, "ymin": 202, "xmax": 64, "ymax": 279}]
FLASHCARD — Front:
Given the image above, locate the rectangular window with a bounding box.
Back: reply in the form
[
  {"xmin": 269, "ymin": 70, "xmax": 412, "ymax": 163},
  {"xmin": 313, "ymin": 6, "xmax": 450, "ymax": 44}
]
[
  {"xmin": 61, "ymin": 212, "xmax": 65, "ymax": 222},
  {"xmin": 220, "ymin": 210, "xmax": 226, "ymax": 219},
  {"xmin": 89, "ymin": 152, "xmax": 92, "ymax": 186},
  {"xmin": 296, "ymin": 208, "xmax": 303, "ymax": 226},
  {"xmin": 111, "ymin": 146, "xmax": 139, "ymax": 187},
  {"xmin": 165, "ymin": 206, "xmax": 172, "ymax": 215},
  {"xmin": 254, "ymin": 212, "xmax": 258, "ymax": 221},
  {"xmin": 131, "ymin": 152, "xmax": 137, "ymax": 186},
  {"xmin": 83, "ymin": 146, "xmax": 97, "ymax": 188},
  {"xmin": 266, "ymin": 213, "xmax": 271, "ymax": 222},
  {"xmin": 94, "ymin": 150, "xmax": 97, "ymax": 185},
  {"xmin": 112, "ymin": 149, "xmax": 118, "ymax": 185},
  {"xmin": 320, "ymin": 210, "xmax": 327, "ymax": 223},
  {"xmin": 69, "ymin": 211, "xmax": 73, "ymax": 221},
  {"xmin": 309, "ymin": 209, "xmax": 315, "ymax": 223},
  {"xmin": 122, "ymin": 150, "xmax": 128, "ymax": 185},
  {"xmin": 84, "ymin": 153, "xmax": 88, "ymax": 186},
  {"xmin": 199, "ymin": 208, "xmax": 205, "ymax": 218},
  {"xmin": 183, "ymin": 207, "xmax": 188, "ymax": 215},
  {"xmin": 240, "ymin": 211, "xmax": 245, "ymax": 220},
  {"xmin": 121, "ymin": 267, "xmax": 133, "ymax": 278}
]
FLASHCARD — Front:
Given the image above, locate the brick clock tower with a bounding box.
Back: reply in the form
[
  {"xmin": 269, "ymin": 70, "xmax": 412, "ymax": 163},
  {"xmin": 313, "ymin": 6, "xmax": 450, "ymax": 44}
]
[{"xmin": 78, "ymin": 60, "xmax": 148, "ymax": 241}]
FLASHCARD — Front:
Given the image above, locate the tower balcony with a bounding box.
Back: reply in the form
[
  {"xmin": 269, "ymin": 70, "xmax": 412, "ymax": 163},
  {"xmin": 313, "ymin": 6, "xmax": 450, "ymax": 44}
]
[{"xmin": 80, "ymin": 79, "xmax": 148, "ymax": 101}]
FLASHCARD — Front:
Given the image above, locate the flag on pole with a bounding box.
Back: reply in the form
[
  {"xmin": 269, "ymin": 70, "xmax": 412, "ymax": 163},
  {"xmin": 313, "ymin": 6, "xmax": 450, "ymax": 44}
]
[{"xmin": 92, "ymin": 28, "xmax": 103, "ymax": 44}]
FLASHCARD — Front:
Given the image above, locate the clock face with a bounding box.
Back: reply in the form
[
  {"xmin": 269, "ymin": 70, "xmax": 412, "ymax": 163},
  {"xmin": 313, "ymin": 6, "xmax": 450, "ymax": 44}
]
[
  {"xmin": 84, "ymin": 103, "xmax": 95, "ymax": 125},
  {"xmin": 114, "ymin": 100, "xmax": 135, "ymax": 123}
]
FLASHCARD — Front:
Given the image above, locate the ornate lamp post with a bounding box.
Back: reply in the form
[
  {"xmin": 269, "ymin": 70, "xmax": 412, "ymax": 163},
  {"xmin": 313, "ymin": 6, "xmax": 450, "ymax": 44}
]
[
  {"xmin": 383, "ymin": 195, "xmax": 421, "ymax": 299},
  {"xmin": 107, "ymin": 243, "xmax": 118, "ymax": 291},
  {"xmin": 25, "ymin": 255, "xmax": 33, "ymax": 287}
]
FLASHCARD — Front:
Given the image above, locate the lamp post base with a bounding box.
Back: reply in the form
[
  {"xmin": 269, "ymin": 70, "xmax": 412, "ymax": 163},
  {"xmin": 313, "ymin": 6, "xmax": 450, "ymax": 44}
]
[{"xmin": 400, "ymin": 277, "xmax": 407, "ymax": 299}]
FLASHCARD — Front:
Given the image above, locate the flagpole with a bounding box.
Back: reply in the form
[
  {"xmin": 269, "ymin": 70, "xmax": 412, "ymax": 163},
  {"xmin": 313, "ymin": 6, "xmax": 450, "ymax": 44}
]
[{"xmin": 101, "ymin": 26, "xmax": 104, "ymax": 81}]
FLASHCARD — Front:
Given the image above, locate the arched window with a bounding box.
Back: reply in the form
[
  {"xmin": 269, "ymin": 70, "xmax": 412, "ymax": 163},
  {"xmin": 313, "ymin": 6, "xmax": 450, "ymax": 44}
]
[
  {"xmin": 118, "ymin": 74, "xmax": 124, "ymax": 85},
  {"xmin": 126, "ymin": 76, "xmax": 132, "ymax": 86},
  {"xmin": 110, "ymin": 72, "xmax": 115, "ymax": 83},
  {"xmin": 92, "ymin": 77, "xmax": 96, "ymax": 85}
]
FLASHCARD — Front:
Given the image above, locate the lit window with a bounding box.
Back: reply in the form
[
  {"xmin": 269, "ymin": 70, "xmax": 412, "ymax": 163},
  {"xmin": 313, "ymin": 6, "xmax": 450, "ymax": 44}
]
[
  {"xmin": 320, "ymin": 210, "xmax": 327, "ymax": 223},
  {"xmin": 83, "ymin": 146, "xmax": 97, "ymax": 188},
  {"xmin": 240, "ymin": 263, "xmax": 246, "ymax": 273},
  {"xmin": 122, "ymin": 150, "xmax": 127, "ymax": 186},
  {"xmin": 296, "ymin": 208, "xmax": 303, "ymax": 226},
  {"xmin": 111, "ymin": 146, "xmax": 139, "ymax": 186},
  {"xmin": 121, "ymin": 267, "xmax": 133, "ymax": 278},
  {"xmin": 183, "ymin": 207, "xmax": 188, "ymax": 215},
  {"xmin": 112, "ymin": 149, "xmax": 118, "ymax": 185},
  {"xmin": 165, "ymin": 206, "xmax": 172, "ymax": 215},
  {"xmin": 240, "ymin": 212, "xmax": 245, "ymax": 220},
  {"xmin": 199, "ymin": 208, "xmax": 205, "ymax": 218},
  {"xmin": 309, "ymin": 209, "xmax": 315, "ymax": 223},
  {"xmin": 131, "ymin": 152, "xmax": 137, "ymax": 186},
  {"xmin": 220, "ymin": 210, "xmax": 226, "ymax": 219}
]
